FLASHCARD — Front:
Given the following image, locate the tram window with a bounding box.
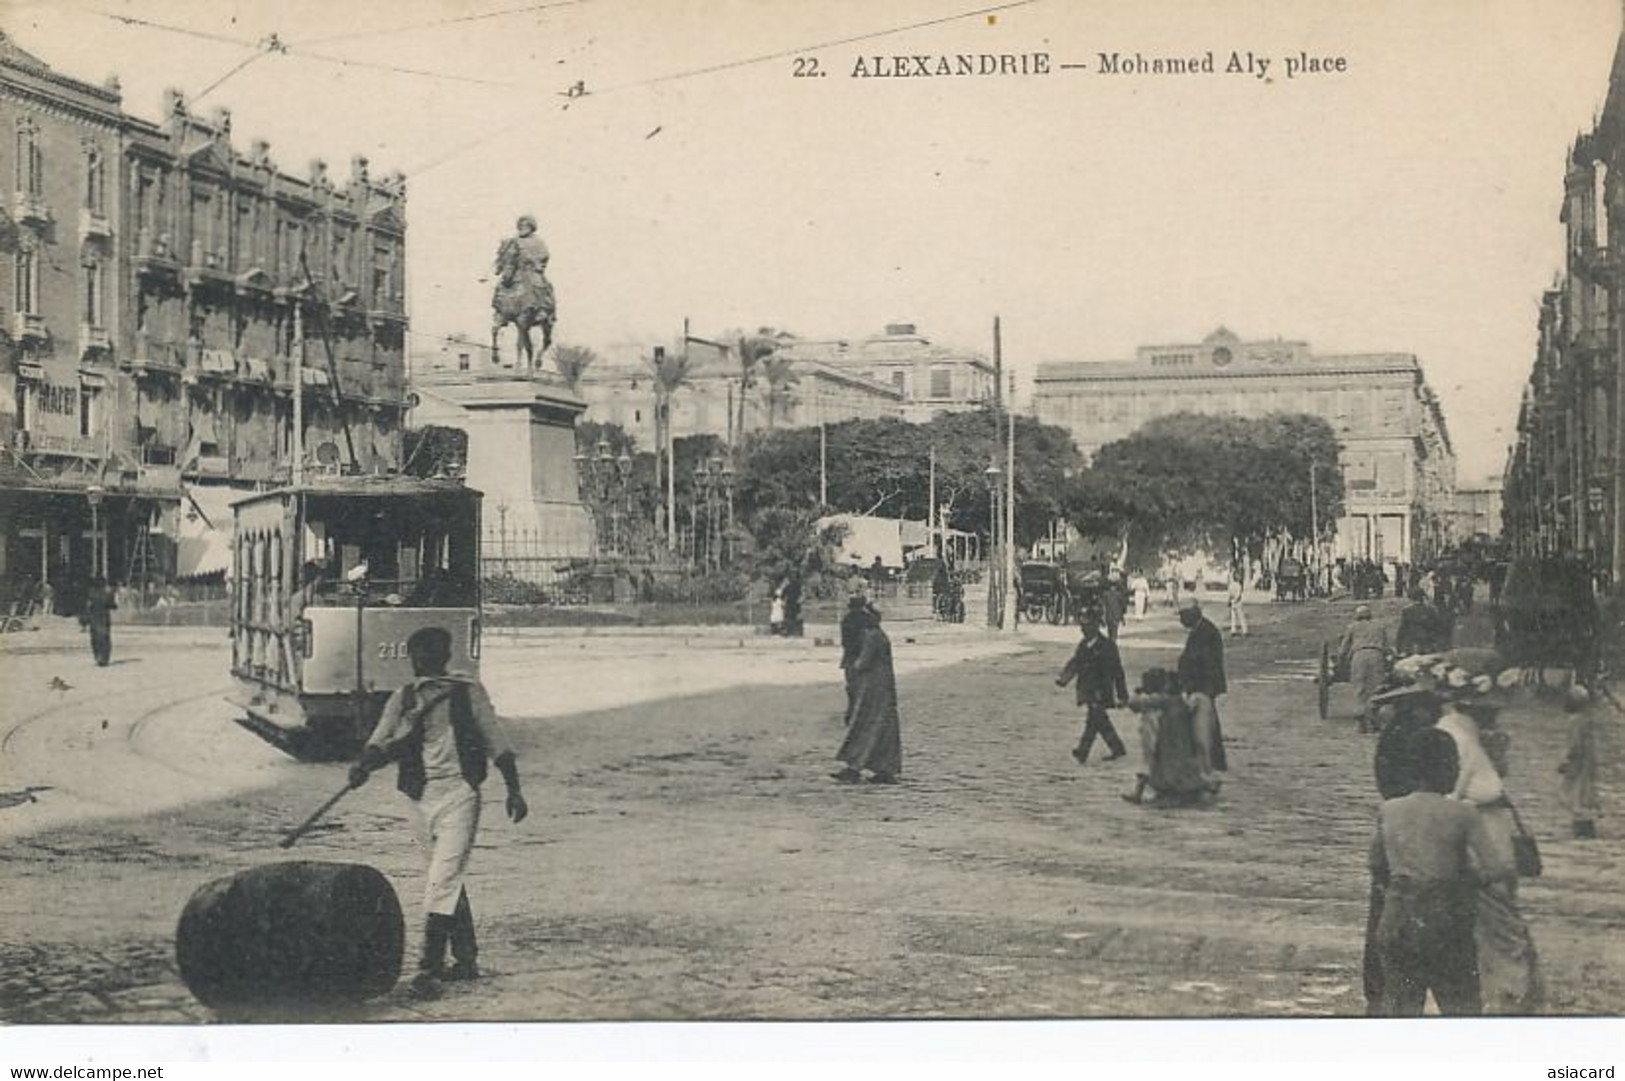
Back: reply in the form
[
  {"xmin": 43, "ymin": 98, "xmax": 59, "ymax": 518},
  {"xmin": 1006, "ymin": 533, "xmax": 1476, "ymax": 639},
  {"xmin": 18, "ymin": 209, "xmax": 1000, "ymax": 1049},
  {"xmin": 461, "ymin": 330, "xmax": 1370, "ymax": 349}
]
[{"xmin": 302, "ymin": 494, "xmax": 478, "ymax": 606}]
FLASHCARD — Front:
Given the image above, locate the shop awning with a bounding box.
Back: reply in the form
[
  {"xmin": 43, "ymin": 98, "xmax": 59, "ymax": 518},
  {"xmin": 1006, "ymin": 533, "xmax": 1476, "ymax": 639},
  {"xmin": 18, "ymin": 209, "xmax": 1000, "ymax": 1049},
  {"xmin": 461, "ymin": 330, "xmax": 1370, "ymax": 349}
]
[{"xmin": 175, "ymin": 483, "xmax": 241, "ymax": 579}]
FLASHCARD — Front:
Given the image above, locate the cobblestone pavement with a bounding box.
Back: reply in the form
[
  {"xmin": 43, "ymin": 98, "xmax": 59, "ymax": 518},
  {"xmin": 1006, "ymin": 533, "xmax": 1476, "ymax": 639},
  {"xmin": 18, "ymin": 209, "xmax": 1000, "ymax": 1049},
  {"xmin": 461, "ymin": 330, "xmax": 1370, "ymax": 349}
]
[{"xmin": 1, "ymin": 598, "xmax": 1621, "ymax": 1023}]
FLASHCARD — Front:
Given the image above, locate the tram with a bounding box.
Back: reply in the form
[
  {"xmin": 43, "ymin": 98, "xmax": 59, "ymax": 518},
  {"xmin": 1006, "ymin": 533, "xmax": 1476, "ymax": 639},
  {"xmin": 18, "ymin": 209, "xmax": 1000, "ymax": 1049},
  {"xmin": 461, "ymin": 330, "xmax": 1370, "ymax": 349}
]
[{"xmin": 229, "ymin": 476, "xmax": 483, "ymax": 760}]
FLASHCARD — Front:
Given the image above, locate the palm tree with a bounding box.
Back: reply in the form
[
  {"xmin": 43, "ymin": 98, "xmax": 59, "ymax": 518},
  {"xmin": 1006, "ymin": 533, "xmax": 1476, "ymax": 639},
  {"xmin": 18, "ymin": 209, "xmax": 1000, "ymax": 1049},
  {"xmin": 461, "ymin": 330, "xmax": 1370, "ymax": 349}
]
[
  {"xmin": 733, "ymin": 329, "xmax": 781, "ymax": 441},
  {"xmin": 761, "ymin": 354, "xmax": 800, "ymax": 429},
  {"xmin": 648, "ymin": 347, "xmax": 694, "ymax": 549},
  {"xmin": 552, "ymin": 343, "xmax": 598, "ymax": 392}
]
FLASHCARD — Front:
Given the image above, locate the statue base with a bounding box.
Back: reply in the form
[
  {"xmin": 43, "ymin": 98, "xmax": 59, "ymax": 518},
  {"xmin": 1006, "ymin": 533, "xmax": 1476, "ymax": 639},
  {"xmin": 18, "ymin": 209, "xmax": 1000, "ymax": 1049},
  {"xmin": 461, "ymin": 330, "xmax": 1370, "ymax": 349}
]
[{"xmin": 410, "ymin": 370, "xmax": 595, "ymax": 573}]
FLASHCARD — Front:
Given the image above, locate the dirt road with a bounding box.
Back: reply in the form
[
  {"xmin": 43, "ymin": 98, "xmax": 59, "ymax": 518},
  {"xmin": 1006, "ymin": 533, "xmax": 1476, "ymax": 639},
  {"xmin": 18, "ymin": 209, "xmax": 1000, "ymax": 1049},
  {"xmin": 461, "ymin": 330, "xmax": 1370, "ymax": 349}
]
[{"xmin": 1, "ymin": 600, "xmax": 1620, "ymax": 1022}]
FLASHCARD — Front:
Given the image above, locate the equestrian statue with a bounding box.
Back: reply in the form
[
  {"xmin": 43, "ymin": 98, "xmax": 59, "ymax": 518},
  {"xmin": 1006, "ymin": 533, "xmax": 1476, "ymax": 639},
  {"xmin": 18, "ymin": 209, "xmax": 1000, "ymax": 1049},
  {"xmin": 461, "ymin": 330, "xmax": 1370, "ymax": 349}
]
[{"xmin": 491, "ymin": 214, "xmax": 556, "ymax": 370}]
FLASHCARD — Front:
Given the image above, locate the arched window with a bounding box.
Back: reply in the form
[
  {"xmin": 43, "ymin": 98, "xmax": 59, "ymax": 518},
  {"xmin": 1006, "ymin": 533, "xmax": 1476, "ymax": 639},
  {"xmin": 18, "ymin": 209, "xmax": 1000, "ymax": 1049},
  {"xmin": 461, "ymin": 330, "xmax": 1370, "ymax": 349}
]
[
  {"xmin": 85, "ymin": 148, "xmax": 106, "ymax": 213},
  {"xmin": 14, "ymin": 249, "xmax": 38, "ymax": 314},
  {"xmin": 15, "ymin": 119, "xmax": 42, "ymax": 195},
  {"xmin": 84, "ymin": 258, "xmax": 105, "ymax": 327}
]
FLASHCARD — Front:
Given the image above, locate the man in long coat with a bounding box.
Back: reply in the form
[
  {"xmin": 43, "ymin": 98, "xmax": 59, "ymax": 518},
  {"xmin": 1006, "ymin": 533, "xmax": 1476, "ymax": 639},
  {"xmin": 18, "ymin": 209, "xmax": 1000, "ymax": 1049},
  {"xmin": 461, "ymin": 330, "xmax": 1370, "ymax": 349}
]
[
  {"xmin": 80, "ymin": 577, "xmax": 116, "ymax": 667},
  {"xmin": 837, "ymin": 593, "xmax": 872, "ymax": 724},
  {"xmin": 833, "ymin": 607, "xmax": 901, "ymax": 784},
  {"xmin": 1175, "ymin": 597, "xmax": 1228, "ymax": 787}
]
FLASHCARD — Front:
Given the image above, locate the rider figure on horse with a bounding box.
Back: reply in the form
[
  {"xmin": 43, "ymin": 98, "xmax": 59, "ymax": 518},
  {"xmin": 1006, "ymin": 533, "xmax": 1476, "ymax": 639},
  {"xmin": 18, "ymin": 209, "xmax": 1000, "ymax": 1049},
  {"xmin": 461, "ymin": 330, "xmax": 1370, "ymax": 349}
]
[{"xmin": 492, "ymin": 215, "xmax": 557, "ymax": 370}]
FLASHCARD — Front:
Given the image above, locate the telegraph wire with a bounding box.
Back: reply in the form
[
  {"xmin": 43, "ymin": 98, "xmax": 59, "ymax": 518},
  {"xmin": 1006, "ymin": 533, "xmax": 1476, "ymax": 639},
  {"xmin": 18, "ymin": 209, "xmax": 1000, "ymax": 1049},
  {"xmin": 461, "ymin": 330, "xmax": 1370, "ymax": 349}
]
[
  {"xmin": 192, "ymin": 47, "xmax": 271, "ymax": 105},
  {"xmin": 595, "ymin": 0, "xmax": 1039, "ymax": 95},
  {"xmin": 87, "ymin": 8, "xmax": 259, "ymax": 47},
  {"xmin": 83, "ymin": 7, "xmax": 521, "ymax": 88},
  {"xmin": 291, "ymin": 0, "xmax": 591, "ymax": 49},
  {"xmin": 405, "ymin": 0, "xmax": 1041, "ymax": 178},
  {"xmin": 284, "ymin": 47, "xmax": 519, "ymax": 88},
  {"xmin": 82, "ymin": 0, "xmax": 1042, "ymax": 178}
]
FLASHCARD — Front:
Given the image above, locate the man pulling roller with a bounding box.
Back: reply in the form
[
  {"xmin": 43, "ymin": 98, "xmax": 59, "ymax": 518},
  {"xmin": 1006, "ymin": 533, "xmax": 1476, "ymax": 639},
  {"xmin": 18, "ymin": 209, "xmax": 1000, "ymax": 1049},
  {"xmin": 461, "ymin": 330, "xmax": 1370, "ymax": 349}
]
[{"xmin": 349, "ymin": 625, "xmax": 527, "ymax": 1000}]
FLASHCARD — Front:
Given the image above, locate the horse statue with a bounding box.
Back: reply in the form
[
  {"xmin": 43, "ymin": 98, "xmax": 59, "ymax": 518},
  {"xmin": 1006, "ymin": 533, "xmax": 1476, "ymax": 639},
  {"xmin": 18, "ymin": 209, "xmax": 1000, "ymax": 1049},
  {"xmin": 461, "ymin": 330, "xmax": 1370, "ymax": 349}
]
[{"xmin": 491, "ymin": 214, "xmax": 557, "ymax": 370}]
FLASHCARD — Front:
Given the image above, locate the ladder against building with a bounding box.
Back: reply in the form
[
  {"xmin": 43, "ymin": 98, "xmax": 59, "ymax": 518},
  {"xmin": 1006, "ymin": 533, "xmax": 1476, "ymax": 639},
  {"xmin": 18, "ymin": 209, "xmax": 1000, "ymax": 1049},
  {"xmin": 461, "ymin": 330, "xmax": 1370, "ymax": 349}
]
[{"xmin": 126, "ymin": 527, "xmax": 158, "ymax": 597}]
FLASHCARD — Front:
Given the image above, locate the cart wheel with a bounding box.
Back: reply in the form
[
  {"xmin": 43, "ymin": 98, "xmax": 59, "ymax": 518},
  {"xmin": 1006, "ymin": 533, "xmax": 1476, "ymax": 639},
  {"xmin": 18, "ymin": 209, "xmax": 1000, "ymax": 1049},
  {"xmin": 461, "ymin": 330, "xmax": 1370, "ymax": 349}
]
[{"xmin": 1318, "ymin": 641, "xmax": 1332, "ymax": 720}]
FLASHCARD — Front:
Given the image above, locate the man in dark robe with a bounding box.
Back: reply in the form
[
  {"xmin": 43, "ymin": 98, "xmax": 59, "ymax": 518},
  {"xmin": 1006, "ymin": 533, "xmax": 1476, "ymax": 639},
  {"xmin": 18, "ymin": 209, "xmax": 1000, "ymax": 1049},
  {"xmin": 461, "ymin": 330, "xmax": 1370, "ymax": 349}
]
[
  {"xmin": 1175, "ymin": 597, "xmax": 1228, "ymax": 787},
  {"xmin": 837, "ymin": 594, "xmax": 870, "ymax": 725},
  {"xmin": 833, "ymin": 607, "xmax": 901, "ymax": 784},
  {"xmin": 80, "ymin": 577, "xmax": 116, "ymax": 666}
]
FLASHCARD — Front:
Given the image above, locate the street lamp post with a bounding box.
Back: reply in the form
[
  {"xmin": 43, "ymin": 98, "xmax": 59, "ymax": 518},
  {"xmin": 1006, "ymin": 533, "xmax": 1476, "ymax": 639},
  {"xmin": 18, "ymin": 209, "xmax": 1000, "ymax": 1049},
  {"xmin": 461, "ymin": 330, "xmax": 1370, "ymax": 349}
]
[
  {"xmin": 86, "ymin": 484, "xmax": 106, "ymax": 580},
  {"xmin": 578, "ymin": 437, "xmax": 633, "ymax": 560}
]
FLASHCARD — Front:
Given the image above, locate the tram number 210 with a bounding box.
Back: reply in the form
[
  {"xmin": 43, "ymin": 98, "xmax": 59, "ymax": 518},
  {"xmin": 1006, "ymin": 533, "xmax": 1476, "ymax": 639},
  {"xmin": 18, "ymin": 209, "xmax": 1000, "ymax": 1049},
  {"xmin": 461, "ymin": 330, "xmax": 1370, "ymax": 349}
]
[{"xmin": 377, "ymin": 640, "xmax": 411, "ymax": 660}]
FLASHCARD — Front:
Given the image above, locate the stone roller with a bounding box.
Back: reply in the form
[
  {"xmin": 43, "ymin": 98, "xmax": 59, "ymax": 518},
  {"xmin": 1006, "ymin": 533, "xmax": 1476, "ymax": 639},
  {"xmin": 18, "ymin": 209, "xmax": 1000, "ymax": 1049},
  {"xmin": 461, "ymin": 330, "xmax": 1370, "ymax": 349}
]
[{"xmin": 176, "ymin": 861, "xmax": 404, "ymax": 1010}]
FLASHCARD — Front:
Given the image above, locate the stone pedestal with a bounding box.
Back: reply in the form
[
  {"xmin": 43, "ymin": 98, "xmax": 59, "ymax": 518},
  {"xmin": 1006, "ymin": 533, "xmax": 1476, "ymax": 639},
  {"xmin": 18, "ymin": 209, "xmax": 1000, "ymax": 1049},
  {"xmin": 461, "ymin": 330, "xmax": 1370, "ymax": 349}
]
[{"xmin": 409, "ymin": 371, "xmax": 595, "ymax": 571}]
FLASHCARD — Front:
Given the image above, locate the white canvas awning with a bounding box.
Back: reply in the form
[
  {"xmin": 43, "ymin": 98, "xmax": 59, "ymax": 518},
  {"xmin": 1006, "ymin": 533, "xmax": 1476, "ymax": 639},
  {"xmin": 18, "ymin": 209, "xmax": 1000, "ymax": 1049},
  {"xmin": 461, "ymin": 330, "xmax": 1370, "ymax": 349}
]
[{"xmin": 175, "ymin": 483, "xmax": 240, "ymax": 579}]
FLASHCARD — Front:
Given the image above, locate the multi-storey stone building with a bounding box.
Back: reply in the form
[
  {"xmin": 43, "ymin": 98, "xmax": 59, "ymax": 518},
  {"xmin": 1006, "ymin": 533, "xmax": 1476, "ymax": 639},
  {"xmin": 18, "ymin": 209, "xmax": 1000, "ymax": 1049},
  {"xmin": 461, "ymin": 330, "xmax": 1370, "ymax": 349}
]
[
  {"xmin": 1502, "ymin": 28, "xmax": 1625, "ymax": 593},
  {"xmin": 1033, "ymin": 327, "xmax": 1457, "ymax": 565},
  {"xmin": 560, "ymin": 336, "xmax": 905, "ymax": 449},
  {"xmin": 1, "ymin": 32, "xmax": 408, "ymax": 610},
  {"xmin": 778, "ymin": 323, "xmax": 997, "ymax": 422}
]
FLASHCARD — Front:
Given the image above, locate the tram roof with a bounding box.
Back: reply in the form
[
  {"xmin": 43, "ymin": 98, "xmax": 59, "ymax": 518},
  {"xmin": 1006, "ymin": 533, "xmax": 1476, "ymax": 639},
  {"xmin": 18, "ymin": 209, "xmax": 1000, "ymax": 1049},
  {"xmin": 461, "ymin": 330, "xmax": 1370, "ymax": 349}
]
[{"xmin": 232, "ymin": 476, "xmax": 483, "ymax": 510}]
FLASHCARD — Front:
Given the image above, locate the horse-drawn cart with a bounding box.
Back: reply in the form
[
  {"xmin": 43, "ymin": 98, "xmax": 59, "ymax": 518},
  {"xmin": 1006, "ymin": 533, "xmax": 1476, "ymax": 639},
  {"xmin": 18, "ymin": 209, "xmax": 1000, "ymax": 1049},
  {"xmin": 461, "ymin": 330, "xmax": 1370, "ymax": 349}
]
[
  {"xmin": 1276, "ymin": 558, "xmax": 1309, "ymax": 602},
  {"xmin": 1018, "ymin": 561, "xmax": 1073, "ymax": 624}
]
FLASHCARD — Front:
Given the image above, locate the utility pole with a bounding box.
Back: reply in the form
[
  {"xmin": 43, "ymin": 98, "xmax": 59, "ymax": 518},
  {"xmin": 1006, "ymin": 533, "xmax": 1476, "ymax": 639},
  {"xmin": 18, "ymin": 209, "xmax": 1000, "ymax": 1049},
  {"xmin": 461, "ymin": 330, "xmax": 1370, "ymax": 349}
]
[
  {"xmin": 1309, "ymin": 457, "xmax": 1319, "ymax": 556},
  {"xmin": 990, "ymin": 315, "xmax": 1004, "ymax": 627},
  {"xmin": 820, "ymin": 422, "xmax": 828, "ymax": 507},
  {"xmin": 669, "ymin": 321, "xmax": 684, "ymax": 551},
  {"xmin": 292, "ymin": 301, "xmax": 304, "ymax": 486},
  {"xmin": 1002, "ymin": 370, "xmax": 1017, "ymax": 632},
  {"xmin": 927, "ymin": 444, "xmax": 936, "ymax": 557}
]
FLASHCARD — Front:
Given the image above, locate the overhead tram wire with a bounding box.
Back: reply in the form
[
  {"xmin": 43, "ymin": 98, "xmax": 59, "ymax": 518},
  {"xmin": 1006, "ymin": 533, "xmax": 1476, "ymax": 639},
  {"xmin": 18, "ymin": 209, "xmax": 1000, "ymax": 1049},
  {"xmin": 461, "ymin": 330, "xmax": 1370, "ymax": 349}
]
[
  {"xmin": 192, "ymin": 48, "xmax": 272, "ymax": 105},
  {"xmin": 292, "ymin": 0, "xmax": 591, "ymax": 49},
  {"xmin": 403, "ymin": 0, "xmax": 1042, "ymax": 179},
  {"xmin": 86, "ymin": 8, "xmax": 261, "ymax": 47},
  {"xmin": 595, "ymin": 0, "xmax": 1040, "ymax": 95},
  {"xmin": 84, "ymin": 8, "xmax": 521, "ymax": 90}
]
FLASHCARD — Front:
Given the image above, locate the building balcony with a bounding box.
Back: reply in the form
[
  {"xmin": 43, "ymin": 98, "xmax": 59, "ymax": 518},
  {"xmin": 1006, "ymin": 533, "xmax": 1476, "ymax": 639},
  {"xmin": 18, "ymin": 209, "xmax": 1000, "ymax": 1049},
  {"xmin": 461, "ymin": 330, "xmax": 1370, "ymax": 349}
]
[
  {"xmin": 78, "ymin": 207, "xmax": 113, "ymax": 242},
  {"xmin": 23, "ymin": 432, "xmax": 102, "ymax": 458},
  {"xmin": 1571, "ymin": 327, "xmax": 1619, "ymax": 359},
  {"xmin": 12, "ymin": 311, "xmax": 47, "ymax": 342},
  {"xmin": 234, "ymin": 267, "xmax": 274, "ymax": 298},
  {"xmin": 140, "ymin": 443, "xmax": 179, "ymax": 467},
  {"xmin": 197, "ymin": 454, "xmax": 230, "ymax": 476},
  {"xmin": 188, "ymin": 346, "xmax": 237, "ymax": 377},
  {"xmin": 80, "ymin": 323, "xmax": 112, "ymax": 358},
  {"xmin": 12, "ymin": 189, "xmax": 52, "ymax": 227},
  {"xmin": 186, "ymin": 244, "xmax": 232, "ymax": 289},
  {"xmin": 134, "ymin": 229, "xmax": 180, "ymax": 278},
  {"xmin": 1574, "ymin": 242, "xmax": 1619, "ymax": 282},
  {"xmin": 122, "ymin": 348, "xmax": 184, "ymax": 378}
]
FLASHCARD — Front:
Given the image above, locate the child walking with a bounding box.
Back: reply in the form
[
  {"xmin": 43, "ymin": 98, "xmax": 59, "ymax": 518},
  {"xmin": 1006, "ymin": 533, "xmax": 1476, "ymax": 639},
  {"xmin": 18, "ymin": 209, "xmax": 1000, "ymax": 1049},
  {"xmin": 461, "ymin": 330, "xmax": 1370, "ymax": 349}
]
[{"xmin": 1056, "ymin": 605, "xmax": 1129, "ymax": 764}]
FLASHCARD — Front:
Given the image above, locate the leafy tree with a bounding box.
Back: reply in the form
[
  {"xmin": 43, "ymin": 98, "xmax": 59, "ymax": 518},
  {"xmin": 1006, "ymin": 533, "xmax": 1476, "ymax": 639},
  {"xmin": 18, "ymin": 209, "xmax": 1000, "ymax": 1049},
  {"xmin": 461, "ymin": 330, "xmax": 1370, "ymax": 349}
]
[
  {"xmin": 402, "ymin": 424, "xmax": 468, "ymax": 479},
  {"xmin": 1061, "ymin": 411, "xmax": 1345, "ymax": 569},
  {"xmin": 744, "ymin": 506, "xmax": 849, "ymax": 588},
  {"xmin": 731, "ymin": 407, "xmax": 1081, "ymax": 547}
]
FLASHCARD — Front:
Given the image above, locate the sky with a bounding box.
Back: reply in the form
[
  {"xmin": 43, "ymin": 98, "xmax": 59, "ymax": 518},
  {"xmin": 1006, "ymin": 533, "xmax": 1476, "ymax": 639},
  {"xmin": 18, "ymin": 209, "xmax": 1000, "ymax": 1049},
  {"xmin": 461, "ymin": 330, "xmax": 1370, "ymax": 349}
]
[{"xmin": 2, "ymin": 0, "xmax": 1617, "ymax": 483}]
